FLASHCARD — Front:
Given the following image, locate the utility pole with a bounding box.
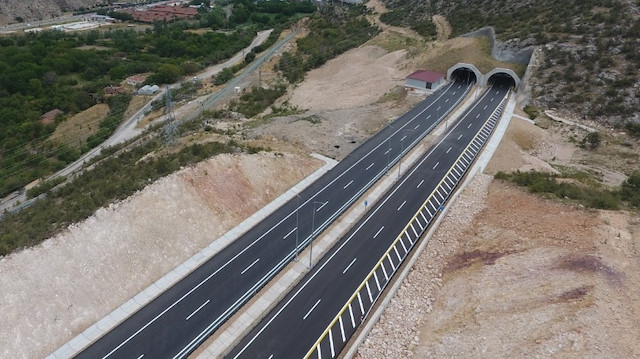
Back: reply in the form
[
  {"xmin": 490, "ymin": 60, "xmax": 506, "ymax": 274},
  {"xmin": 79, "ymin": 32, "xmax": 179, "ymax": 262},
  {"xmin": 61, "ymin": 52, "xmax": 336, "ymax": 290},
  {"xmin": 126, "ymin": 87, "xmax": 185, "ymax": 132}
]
[{"xmin": 162, "ymin": 86, "xmax": 178, "ymax": 145}]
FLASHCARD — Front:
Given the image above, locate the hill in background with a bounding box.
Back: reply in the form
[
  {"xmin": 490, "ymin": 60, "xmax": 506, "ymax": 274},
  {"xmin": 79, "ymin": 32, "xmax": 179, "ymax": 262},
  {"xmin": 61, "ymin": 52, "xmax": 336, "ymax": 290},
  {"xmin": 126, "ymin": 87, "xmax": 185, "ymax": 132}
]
[{"xmin": 0, "ymin": 0, "xmax": 105, "ymax": 25}]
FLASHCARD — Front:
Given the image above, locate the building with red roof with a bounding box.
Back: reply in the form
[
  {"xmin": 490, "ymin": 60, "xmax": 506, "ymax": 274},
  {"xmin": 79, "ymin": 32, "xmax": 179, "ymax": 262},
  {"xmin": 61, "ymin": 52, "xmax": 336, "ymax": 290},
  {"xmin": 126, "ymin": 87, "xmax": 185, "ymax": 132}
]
[{"xmin": 405, "ymin": 70, "xmax": 445, "ymax": 91}]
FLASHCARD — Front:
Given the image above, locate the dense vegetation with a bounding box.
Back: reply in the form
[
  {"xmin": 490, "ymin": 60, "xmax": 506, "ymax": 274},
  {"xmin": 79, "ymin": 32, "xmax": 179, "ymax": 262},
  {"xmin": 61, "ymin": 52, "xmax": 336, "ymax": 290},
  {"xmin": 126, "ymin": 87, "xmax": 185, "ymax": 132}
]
[
  {"xmin": 495, "ymin": 170, "xmax": 640, "ymax": 210},
  {"xmin": 277, "ymin": 5, "xmax": 379, "ymax": 84},
  {"xmin": 0, "ymin": 0, "xmax": 315, "ymax": 199},
  {"xmin": 379, "ymin": 0, "xmax": 640, "ymax": 127},
  {"xmin": 0, "ymin": 139, "xmax": 266, "ymax": 256}
]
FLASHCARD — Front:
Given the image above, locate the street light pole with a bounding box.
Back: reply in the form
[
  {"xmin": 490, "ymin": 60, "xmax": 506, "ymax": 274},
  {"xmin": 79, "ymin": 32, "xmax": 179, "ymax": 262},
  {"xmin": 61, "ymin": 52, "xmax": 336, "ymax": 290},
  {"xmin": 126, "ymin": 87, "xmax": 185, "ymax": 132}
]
[
  {"xmin": 310, "ymin": 201, "xmax": 327, "ymax": 269},
  {"xmin": 295, "ymin": 193, "xmax": 300, "ymax": 261}
]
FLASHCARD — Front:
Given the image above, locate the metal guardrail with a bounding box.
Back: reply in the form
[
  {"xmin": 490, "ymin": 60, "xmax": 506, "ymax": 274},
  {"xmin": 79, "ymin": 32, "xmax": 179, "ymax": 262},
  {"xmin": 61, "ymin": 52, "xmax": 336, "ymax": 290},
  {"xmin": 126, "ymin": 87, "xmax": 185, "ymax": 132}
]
[{"xmin": 304, "ymin": 92, "xmax": 509, "ymax": 359}]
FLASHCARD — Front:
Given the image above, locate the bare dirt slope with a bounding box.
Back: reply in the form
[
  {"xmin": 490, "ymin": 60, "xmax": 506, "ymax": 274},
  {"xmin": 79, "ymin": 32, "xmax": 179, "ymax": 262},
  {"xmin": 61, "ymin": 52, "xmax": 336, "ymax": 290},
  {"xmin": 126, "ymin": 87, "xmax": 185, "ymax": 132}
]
[
  {"xmin": 356, "ymin": 117, "xmax": 640, "ymax": 358},
  {"xmin": 0, "ymin": 152, "xmax": 321, "ymax": 358}
]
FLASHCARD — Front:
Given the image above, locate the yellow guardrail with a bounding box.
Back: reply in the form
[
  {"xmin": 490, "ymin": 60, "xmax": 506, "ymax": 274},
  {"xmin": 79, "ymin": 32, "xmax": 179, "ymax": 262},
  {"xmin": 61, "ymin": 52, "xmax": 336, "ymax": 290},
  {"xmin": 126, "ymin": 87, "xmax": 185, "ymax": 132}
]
[{"xmin": 303, "ymin": 93, "xmax": 508, "ymax": 359}]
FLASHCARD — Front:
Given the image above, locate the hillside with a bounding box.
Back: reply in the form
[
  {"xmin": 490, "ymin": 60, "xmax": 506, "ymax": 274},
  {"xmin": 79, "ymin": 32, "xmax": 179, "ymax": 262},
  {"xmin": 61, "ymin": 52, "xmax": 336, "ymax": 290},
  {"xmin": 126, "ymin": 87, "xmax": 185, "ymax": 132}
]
[
  {"xmin": 0, "ymin": 0, "xmax": 103, "ymax": 25},
  {"xmin": 380, "ymin": 0, "xmax": 640, "ymax": 129}
]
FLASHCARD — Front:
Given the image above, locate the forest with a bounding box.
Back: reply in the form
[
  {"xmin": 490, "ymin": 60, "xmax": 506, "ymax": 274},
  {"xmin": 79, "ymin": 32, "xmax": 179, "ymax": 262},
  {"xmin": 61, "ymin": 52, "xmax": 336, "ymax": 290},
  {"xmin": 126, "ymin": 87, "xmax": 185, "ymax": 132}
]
[{"xmin": 0, "ymin": 0, "xmax": 315, "ymax": 198}]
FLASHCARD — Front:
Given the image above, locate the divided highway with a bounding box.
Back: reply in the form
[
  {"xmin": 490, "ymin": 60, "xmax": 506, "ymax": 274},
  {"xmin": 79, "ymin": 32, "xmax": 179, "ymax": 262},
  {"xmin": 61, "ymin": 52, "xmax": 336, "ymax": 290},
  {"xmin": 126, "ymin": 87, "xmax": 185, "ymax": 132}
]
[
  {"xmin": 71, "ymin": 80, "xmax": 472, "ymax": 358},
  {"xmin": 227, "ymin": 82, "xmax": 510, "ymax": 358}
]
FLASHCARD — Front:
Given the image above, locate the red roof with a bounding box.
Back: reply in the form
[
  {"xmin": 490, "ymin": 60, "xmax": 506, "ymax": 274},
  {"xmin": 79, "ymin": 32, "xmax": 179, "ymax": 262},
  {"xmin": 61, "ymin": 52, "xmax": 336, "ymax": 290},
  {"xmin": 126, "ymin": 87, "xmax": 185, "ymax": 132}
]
[{"xmin": 407, "ymin": 70, "xmax": 444, "ymax": 83}]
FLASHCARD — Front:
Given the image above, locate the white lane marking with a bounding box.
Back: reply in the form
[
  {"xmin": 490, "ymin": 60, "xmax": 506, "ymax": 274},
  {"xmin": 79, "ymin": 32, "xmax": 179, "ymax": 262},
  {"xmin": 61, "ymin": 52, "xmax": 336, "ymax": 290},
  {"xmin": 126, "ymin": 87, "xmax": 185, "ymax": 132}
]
[
  {"xmin": 349, "ymin": 304, "xmax": 356, "ymax": 328},
  {"xmin": 329, "ymin": 329, "xmax": 336, "ymax": 357},
  {"xmin": 283, "ymin": 227, "xmax": 296, "ymax": 240},
  {"xmin": 397, "ymin": 200, "xmax": 406, "ymax": 211},
  {"xmin": 343, "ymin": 258, "xmax": 357, "ymax": 274},
  {"xmin": 414, "ymin": 124, "xmax": 420, "ymax": 130},
  {"xmin": 241, "ymin": 258, "xmax": 260, "ymax": 275},
  {"xmin": 136, "ymin": 355, "xmax": 144, "ymax": 359},
  {"xmin": 186, "ymin": 299, "xmax": 211, "ymax": 321},
  {"xmin": 268, "ymin": 355, "xmax": 274, "ymax": 359},
  {"xmin": 427, "ymin": 114, "xmax": 431, "ymax": 119},
  {"xmin": 433, "ymin": 162, "xmax": 439, "ymax": 170},
  {"xmin": 452, "ymin": 91, "xmax": 456, "ymax": 95},
  {"xmin": 445, "ymin": 98, "xmax": 449, "ymax": 103},
  {"xmin": 491, "ymin": 97, "xmax": 494, "ymax": 101},
  {"xmin": 457, "ymin": 134, "xmax": 463, "ymax": 140},
  {"xmin": 384, "ymin": 148, "xmax": 391, "ymax": 155},
  {"xmin": 231, "ymin": 84, "xmax": 499, "ymax": 358},
  {"xmin": 417, "ymin": 179, "xmax": 424, "ymax": 188},
  {"xmin": 343, "ymin": 180, "xmax": 354, "ymax": 189},
  {"xmin": 109, "ymin": 83, "xmax": 472, "ymax": 359},
  {"xmin": 366, "ymin": 163, "xmax": 374, "ymax": 171},
  {"xmin": 468, "ymin": 123, "xmax": 472, "ymax": 128},
  {"xmin": 400, "ymin": 135, "xmax": 407, "ymax": 142},
  {"xmin": 303, "ymin": 299, "xmax": 322, "ymax": 320},
  {"xmin": 476, "ymin": 113, "xmax": 480, "ymax": 119},
  {"xmin": 339, "ymin": 316, "xmax": 346, "ymax": 342},
  {"xmin": 373, "ymin": 226, "xmax": 384, "ymax": 239},
  {"xmin": 316, "ymin": 201, "xmax": 328, "ymax": 211},
  {"xmin": 446, "ymin": 147, "xmax": 452, "ymax": 154},
  {"xmin": 437, "ymin": 106, "xmax": 441, "ymax": 111},
  {"xmin": 483, "ymin": 105, "xmax": 487, "ymax": 110}
]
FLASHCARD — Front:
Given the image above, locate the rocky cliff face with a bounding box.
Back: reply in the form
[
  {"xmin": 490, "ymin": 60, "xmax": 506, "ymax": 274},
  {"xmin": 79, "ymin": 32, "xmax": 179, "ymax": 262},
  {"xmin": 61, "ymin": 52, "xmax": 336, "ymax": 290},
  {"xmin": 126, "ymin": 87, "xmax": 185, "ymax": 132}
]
[{"xmin": 0, "ymin": 0, "xmax": 104, "ymax": 25}]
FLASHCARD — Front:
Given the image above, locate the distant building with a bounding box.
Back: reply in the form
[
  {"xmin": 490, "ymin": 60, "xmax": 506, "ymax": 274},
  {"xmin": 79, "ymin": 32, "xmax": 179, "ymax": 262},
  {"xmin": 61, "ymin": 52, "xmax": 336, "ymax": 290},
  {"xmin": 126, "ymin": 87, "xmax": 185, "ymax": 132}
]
[
  {"xmin": 138, "ymin": 84, "xmax": 160, "ymax": 95},
  {"xmin": 90, "ymin": 14, "xmax": 117, "ymax": 23},
  {"xmin": 126, "ymin": 74, "xmax": 147, "ymax": 86},
  {"xmin": 40, "ymin": 109, "xmax": 64, "ymax": 125},
  {"xmin": 104, "ymin": 85, "xmax": 127, "ymax": 95},
  {"xmin": 405, "ymin": 70, "xmax": 445, "ymax": 91},
  {"xmin": 121, "ymin": 5, "xmax": 198, "ymax": 23}
]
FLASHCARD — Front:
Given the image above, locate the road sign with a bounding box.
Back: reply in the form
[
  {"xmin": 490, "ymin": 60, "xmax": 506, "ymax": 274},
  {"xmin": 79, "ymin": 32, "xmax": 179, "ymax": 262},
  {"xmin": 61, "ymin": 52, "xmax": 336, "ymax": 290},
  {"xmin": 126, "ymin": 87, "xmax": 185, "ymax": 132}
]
[
  {"xmin": 364, "ymin": 200, "xmax": 368, "ymax": 209},
  {"xmin": 439, "ymin": 205, "xmax": 445, "ymax": 211}
]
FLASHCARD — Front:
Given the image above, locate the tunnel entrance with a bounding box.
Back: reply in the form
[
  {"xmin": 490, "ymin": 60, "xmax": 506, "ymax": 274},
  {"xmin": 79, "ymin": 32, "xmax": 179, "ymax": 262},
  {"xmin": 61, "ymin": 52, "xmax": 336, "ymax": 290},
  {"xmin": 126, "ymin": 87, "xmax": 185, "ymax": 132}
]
[
  {"xmin": 450, "ymin": 68, "xmax": 478, "ymax": 84},
  {"xmin": 485, "ymin": 68, "xmax": 521, "ymax": 90},
  {"xmin": 487, "ymin": 73, "xmax": 516, "ymax": 88},
  {"xmin": 447, "ymin": 63, "xmax": 482, "ymax": 86}
]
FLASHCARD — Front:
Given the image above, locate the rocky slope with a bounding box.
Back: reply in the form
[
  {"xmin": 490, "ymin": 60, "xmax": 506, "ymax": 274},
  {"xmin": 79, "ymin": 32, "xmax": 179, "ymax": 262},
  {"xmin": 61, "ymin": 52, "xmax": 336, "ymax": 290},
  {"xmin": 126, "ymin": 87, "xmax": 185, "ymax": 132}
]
[
  {"xmin": 380, "ymin": 0, "xmax": 640, "ymax": 127},
  {"xmin": 0, "ymin": 0, "xmax": 104, "ymax": 25}
]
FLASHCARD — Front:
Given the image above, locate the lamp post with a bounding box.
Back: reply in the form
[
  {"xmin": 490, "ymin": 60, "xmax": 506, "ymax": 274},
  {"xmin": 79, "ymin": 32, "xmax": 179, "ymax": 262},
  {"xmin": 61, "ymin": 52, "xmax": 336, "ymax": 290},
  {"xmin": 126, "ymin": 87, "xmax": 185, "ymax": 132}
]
[
  {"xmin": 398, "ymin": 129, "xmax": 414, "ymax": 179},
  {"xmin": 310, "ymin": 201, "xmax": 328, "ymax": 269},
  {"xmin": 295, "ymin": 193, "xmax": 300, "ymax": 261}
]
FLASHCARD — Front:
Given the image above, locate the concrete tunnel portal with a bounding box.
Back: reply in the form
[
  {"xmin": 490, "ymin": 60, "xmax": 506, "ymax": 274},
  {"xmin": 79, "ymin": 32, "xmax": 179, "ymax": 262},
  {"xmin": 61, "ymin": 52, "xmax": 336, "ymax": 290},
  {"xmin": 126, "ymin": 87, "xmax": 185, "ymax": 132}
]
[
  {"xmin": 446, "ymin": 63, "xmax": 521, "ymax": 90},
  {"xmin": 447, "ymin": 63, "xmax": 482, "ymax": 85}
]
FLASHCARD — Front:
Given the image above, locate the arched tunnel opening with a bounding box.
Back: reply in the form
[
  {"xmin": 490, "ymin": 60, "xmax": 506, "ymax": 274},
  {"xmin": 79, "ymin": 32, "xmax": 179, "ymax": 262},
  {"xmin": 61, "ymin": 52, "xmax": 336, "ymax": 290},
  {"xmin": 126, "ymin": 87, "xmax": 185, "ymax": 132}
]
[
  {"xmin": 450, "ymin": 68, "xmax": 478, "ymax": 84},
  {"xmin": 487, "ymin": 73, "xmax": 516, "ymax": 89}
]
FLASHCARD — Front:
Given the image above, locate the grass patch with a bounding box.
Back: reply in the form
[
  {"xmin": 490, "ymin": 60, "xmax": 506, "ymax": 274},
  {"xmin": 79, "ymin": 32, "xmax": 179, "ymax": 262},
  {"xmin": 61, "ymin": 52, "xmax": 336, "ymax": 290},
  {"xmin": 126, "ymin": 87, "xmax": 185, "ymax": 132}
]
[
  {"xmin": 421, "ymin": 37, "xmax": 526, "ymax": 77},
  {"xmin": 0, "ymin": 139, "xmax": 266, "ymax": 256},
  {"xmin": 495, "ymin": 170, "xmax": 624, "ymax": 210},
  {"xmin": 376, "ymin": 86, "xmax": 407, "ymax": 104},
  {"xmin": 48, "ymin": 104, "xmax": 110, "ymax": 150}
]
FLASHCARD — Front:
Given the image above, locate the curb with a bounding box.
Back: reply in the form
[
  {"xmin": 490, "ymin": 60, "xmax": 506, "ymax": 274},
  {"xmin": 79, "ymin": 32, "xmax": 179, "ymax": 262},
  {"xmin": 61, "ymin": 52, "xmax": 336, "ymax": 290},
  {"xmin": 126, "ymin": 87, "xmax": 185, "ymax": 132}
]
[
  {"xmin": 343, "ymin": 93, "xmax": 516, "ymax": 358},
  {"xmin": 45, "ymin": 153, "xmax": 337, "ymax": 359}
]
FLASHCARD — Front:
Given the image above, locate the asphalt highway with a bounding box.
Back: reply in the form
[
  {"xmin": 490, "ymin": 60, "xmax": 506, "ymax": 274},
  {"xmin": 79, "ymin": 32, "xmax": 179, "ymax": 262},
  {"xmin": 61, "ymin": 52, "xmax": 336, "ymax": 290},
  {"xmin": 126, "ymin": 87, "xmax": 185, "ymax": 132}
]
[
  {"xmin": 73, "ymin": 80, "xmax": 472, "ymax": 359},
  {"xmin": 226, "ymin": 81, "xmax": 511, "ymax": 359}
]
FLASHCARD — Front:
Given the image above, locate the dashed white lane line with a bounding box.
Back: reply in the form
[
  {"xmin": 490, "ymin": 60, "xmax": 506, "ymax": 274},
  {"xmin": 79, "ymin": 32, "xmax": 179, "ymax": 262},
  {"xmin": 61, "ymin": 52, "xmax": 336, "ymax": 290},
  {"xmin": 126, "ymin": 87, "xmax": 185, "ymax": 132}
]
[
  {"xmin": 366, "ymin": 163, "xmax": 374, "ymax": 170},
  {"xmin": 400, "ymin": 135, "xmax": 407, "ymax": 142},
  {"xmin": 397, "ymin": 200, "xmax": 407, "ymax": 211},
  {"xmin": 316, "ymin": 201, "xmax": 328, "ymax": 211},
  {"xmin": 457, "ymin": 134, "xmax": 463, "ymax": 140},
  {"xmin": 491, "ymin": 97, "xmax": 494, "ymax": 101},
  {"xmin": 303, "ymin": 299, "xmax": 322, "ymax": 320},
  {"xmin": 283, "ymin": 227, "xmax": 296, "ymax": 240},
  {"xmin": 343, "ymin": 258, "xmax": 357, "ymax": 274},
  {"xmin": 414, "ymin": 124, "xmax": 420, "ymax": 130},
  {"xmin": 136, "ymin": 355, "xmax": 144, "ymax": 359},
  {"xmin": 427, "ymin": 114, "xmax": 431, "ymax": 119},
  {"xmin": 185, "ymin": 299, "xmax": 210, "ymax": 321},
  {"xmin": 446, "ymin": 146, "xmax": 452, "ymax": 154},
  {"xmin": 483, "ymin": 105, "xmax": 487, "ymax": 110},
  {"xmin": 417, "ymin": 179, "xmax": 424, "ymax": 188},
  {"xmin": 373, "ymin": 226, "xmax": 384, "ymax": 239},
  {"xmin": 268, "ymin": 355, "xmax": 274, "ymax": 359},
  {"xmin": 384, "ymin": 148, "xmax": 391, "ymax": 155},
  {"xmin": 433, "ymin": 162, "xmax": 440, "ymax": 170},
  {"xmin": 468, "ymin": 123, "xmax": 472, "ymax": 128},
  {"xmin": 343, "ymin": 180, "xmax": 354, "ymax": 189},
  {"xmin": 476, "ymin": 113, "xmax": 480, "ymax": 118},
  {"xmin": 241, "ymin": 258, "xmax": 260, "ymax": 275}
]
